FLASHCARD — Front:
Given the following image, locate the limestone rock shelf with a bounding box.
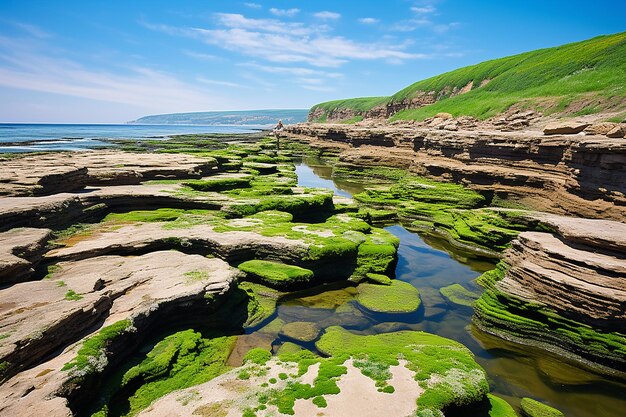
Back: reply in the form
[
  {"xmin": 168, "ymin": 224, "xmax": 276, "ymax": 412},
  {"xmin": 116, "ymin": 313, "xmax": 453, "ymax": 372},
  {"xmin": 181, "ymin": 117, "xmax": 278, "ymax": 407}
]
[
  {"xmin": 285, "ymin": 123, "xmax": 626, "ymax": 221},
  {"xmin": 0, "ymin": 151, "xmax": 217, "ymax": 197}
]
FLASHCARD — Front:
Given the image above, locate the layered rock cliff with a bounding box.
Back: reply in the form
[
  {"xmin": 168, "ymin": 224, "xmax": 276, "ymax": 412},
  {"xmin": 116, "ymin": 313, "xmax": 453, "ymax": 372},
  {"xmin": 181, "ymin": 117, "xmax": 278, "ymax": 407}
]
[{"xmin": 285, "ymin": 123, "xmax": 626, "ymax": 221}]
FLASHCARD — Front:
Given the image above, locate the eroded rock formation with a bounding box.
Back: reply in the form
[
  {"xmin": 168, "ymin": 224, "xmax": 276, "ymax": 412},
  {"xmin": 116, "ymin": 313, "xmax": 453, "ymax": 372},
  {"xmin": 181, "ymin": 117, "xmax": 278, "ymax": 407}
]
[{"xmin": 285, "ymin": 123, "xmax": 626, "ymax": 221}]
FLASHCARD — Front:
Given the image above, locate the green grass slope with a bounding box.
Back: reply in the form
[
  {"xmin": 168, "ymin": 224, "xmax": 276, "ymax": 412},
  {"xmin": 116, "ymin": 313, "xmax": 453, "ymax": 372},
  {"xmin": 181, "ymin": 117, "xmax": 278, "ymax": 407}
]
[{"xmin": 310, "ymin": 32, "xmax": 626, "ymax": 121}]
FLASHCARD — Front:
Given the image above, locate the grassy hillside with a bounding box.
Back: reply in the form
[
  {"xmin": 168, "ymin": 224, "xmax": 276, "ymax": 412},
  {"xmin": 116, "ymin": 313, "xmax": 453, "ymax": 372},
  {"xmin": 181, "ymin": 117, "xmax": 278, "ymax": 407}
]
[{"xmin": 310, "ymin": 32, "xmax": 626, "ymax": 122}]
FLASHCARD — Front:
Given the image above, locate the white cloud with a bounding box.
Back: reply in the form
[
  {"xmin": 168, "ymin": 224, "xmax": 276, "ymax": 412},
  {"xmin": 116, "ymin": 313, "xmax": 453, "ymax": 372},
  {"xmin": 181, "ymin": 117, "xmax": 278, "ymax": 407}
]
[
  {"xmin": 358, "ymin": 17, "xmax": 379, "ymax": 24},
  {"xmin": 269, "ymin": 8, "xmax": 300, "ymax": 17},
  {"xmin": 213, "ymin": 13, "xmax": 324, "ymax": 36},
  {"xmin": 141, "ymin": 13, "xmax": 427, "ymax": 68},
  {"xmin": 197, "ymin": 77, "xmax": 245, "ymax": 88},
  {"xmin": 411, "ymin": 5, "xmax": 436, "ymax": 14},
  {"xmin": 314, "ymin": 11, "xmax": 341, "ymax": 20},
  {"xmin": 241, "ymin": 62, "xmax": 342, "ymax": 78},
  {"xmin": 0, "ymin": 46, "xmax": 223, "ymax": 112},
  {"xmin": 244, "ymin": 2, "xmax": 262, "ymax": 8},
  {"xmin": 183, "ymin": 50, "xmax": 221, "ymax": 61}
]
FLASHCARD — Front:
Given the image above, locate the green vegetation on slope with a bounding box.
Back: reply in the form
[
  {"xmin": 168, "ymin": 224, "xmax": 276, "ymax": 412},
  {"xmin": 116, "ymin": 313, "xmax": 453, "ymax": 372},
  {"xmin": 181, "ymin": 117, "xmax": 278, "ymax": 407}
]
[{"xmin": 311, "ymin": 32, "xmax": 626, "ymax": 121}]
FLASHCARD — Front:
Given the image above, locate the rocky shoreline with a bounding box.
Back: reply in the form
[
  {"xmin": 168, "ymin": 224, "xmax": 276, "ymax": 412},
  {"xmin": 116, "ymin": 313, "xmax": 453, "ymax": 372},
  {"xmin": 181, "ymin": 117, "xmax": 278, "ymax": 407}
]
[
  {"xmin": 0, "ymin": 129, "xmax": 620, "ymax": 417},
  {"xmin": 284, "ymin": 121, "xmax": 626, "ymax": 378}
]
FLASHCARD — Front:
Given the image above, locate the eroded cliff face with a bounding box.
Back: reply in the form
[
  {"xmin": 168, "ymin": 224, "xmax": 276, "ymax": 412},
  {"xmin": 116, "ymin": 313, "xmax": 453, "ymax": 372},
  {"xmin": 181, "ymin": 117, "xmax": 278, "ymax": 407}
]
[
  {"xmin": 473, "ymin": 215, "xmax": 626, "ymax": 377},
  {"xmin": 285, "ymin": 123, "xmax": 626, "ymax": 221}
]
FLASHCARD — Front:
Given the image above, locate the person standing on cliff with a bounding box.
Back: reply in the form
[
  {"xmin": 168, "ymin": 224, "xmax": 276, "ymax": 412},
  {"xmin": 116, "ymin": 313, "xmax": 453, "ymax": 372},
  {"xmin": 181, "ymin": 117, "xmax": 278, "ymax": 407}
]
[{"xmin": 273, "ymin": 119, "xmax": 284, "ymax": 150}]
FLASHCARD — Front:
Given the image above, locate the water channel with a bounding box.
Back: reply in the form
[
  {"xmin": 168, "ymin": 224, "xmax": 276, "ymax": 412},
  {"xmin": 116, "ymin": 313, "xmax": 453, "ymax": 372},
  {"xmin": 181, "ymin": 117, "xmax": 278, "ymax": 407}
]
[{"xmin": 251, "ymin": 157, "xmax": 626, "ymax": 417}]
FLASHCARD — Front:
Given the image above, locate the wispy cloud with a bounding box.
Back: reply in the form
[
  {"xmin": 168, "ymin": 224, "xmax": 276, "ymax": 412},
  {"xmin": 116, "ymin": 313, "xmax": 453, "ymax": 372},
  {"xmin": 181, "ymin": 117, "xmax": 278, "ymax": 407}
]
[
  {"xmin": 197, "ymin": 77, "xmax": 245, "ymax": 88},
  {"xmin": 358, "ymin": 17, "xmax": 379, "ymax": 24},
  {"xmin": 0, "ymin": 38, "xmax": 224, "ymax": 111},
  {"xmin": 269, "ymin": 8, "xmax": 300, "ymax": 17},
  {"xmin": 10, "ymin": 21, "xmax": 52, "ymax": 39},
  {"xmin": 411, "ymin": 5, "xmax": 436, "ymax": 14},
  {"xmin": 314, "ymin": 11, "xmax": 341, "ymax": 20},
  {"xmin": 241, "ymin": 62, "xmax": 342, "ymax": 78},
  {"xmin": 183, "ymin": 50, "xmax": 221, "ymax": 61},
  {"xmin": 146, "ymin": 13, "xmax": 427, "ymax": 68},
  {"xmin": 244, "ymin": 2, "xmax": 262, "ymax": 9}
]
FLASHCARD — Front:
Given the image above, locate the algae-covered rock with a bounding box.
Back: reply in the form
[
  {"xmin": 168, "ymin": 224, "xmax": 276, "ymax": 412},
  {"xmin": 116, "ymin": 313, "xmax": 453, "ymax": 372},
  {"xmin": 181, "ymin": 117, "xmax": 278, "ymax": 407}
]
[
  {"xmin": 238, "ymin": 260, "xmax": 314, "ymax": 289},
  {"xmin": 520, "ymin": 398, "xmax": 564, "ymax": 417},
  {"xmin": 356, "ymin": 280, "xmax": 421, "ymax": 314},
  {"xmin": 488, "ymin": 394, "xmax": 518, "ymax": 417},
  {"xmin": 365, "ymin": 273, "xmax": 392, "ymax": 285},
  {"xmin": 277, "ymin": 342, "xmax": 305, "ymax": 355},
  {"xmin": 440, "ymin": 283, "xmax": 480, "ymax": 307},
  {"xmin": 279, "ymin": 321, "xmax": 321, "ymax": 342},
  {"xmin": 316, "ymin": 326, "xmax": 489, "ymax": 415}
]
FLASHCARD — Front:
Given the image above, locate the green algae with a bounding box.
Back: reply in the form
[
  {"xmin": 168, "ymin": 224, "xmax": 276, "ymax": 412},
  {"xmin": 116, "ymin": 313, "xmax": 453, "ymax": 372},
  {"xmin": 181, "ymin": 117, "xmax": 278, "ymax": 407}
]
[
  {"xmin": 488, "ymin": 394, "xmax": 518, "ymax": 417},
  {"xmin": 520, "ymin": 398, "xmax": 564, "ymax": 417},
  {"xmin": 364, "ymin": 273, "xmax": 392, "ymax": 285},
  {"xmin": 238, "ymin": 260, "xmax": 314, "ymax": 289},
  {"xmin": 243, "ymin": 348, "xmax": 272, "ymax": 365},
  {"xmin": 439, "ymin": 283, "xmax": 479, "ymax": 307},
  {"xmin": 111, "ymin": 330, "xmax": 236, "ymax": 416},
  {"xmin": 102, "ymin": 208, "xmax": 220, "ymax": 229},
  {"xmin": 474, "ymin": 262, "xmax": 626, "ymax": 371},
  {"xmin": 356, "ymin": 280, "xmax": 421, "ymax": 314},
  {"xmin": 315, "ymin": 326, "xmax": 489, "ymax": 415},
  {"xmin": 182, "ymin": 177, "xmax": 252, "ymax": 192},
  {"xmin": 64, "ymin": 289, "xmax": 83, "ymax": 301},
  {"xmin": 238, "ymin": 281, "xmax": 282, "ymax": 328},
  {"xmin": 63, "ymin": 320, "xmax": 133, "ymax": 376}
]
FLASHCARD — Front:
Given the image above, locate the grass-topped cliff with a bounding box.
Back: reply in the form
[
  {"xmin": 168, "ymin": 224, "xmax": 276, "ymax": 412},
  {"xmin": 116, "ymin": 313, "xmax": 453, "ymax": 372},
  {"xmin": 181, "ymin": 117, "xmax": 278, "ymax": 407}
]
[{"xmin": 309, "ymin": 32, "xmax": 626, "ymax": 122}]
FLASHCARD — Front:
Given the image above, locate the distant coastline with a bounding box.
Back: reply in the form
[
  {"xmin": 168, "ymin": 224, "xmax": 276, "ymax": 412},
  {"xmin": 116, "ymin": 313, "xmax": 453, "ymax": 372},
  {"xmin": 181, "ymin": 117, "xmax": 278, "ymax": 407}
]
[{"xmin": 128, "ymin": 109, "xmax": 308, "ymax": 125}]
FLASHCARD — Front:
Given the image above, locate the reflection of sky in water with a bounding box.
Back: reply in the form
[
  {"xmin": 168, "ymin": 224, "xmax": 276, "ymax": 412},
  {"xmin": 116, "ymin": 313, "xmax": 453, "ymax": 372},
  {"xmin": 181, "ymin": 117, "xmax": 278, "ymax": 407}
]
[
  {"xmin": 295, "ymin": 163, "xmax": 352, "ymax": 198},
  {"xmin": 279, "ymin": 158, "xmax": 626, "ymax": 417}
]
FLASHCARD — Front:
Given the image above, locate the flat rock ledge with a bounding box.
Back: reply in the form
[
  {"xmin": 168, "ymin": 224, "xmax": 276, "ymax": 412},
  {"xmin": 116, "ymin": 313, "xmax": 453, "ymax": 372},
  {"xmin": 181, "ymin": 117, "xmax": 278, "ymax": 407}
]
[
  {"xmin": 0, "ymin": 151, "xmax": 218, "ymax": 197},
  {"xmin": 0, "ymin": 227, "xmax": 51, "ymax": 285},
  {"xmin": 0, "ymin": 250, "xmax": 239, "ymax": 417}
]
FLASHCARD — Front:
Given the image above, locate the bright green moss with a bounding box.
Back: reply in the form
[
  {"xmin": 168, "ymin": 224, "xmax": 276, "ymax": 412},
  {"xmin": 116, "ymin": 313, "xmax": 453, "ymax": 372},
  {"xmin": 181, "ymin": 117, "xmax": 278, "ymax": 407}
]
[
  {"xmin": 64, "ymin": 290, "xmax": 83, "ymax": 301},
  {"xmin": 103, "ymin": 208, "xmax": 218, "ymax": 229},
  {"xmin": 182, "ymin": 177, "xmax": 251, "ymax": 192},
  {"xmin": 316, "ymin": 327, "xmax": 489, "ymax": 414},
  {"xmin": 121, "ymin": 330, "xmax": 236, "ymax": 416},
  {"xmin": 244, "ymin": 348, "xmax": 272, "ymax": 365},
  {"xmin": 63, "ymin": 320, "xmax": 132, "ymax": 374},
  {"xmin": 239, "ymin": 281, "xmax": 281, "ymax": 328},
  {"xmin": 440, "ymin": 283, "xmax": 480, "ymax": 307},
  {"xmin": 520, "ymin": 398, "xmax": 564, "ymax": 417},
  {"xmin": 239, "ymin": 260, "xmax": 314, "ymax": 288},
  {"xmin": 488, "ymin": 394, "xmax": 518, "ymax": 417},
  {"xmin": 356, "ymin": 280, "xmax": 421, "ymax": 314},
  {"xmin": 44, "ymin": 264, "xmax": 61, "ymax": 280},
  {"xmin": 312, "ymin": 395, "xmax": 328, "ymax": 407},
  {"xmin": 365, "ymin": 273, "xmax": 392, "ymax": 285},
  {"xmin": 474, "ymin": 262, "xmax": 626, "ymax": 365}
]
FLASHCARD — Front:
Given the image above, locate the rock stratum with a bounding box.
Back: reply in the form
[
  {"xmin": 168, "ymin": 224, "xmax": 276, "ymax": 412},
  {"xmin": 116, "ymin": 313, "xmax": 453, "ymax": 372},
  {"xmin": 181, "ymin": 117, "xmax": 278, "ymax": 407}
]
[
  {"xmin": 284, "ymin": 122, "xmax": 626, "ymax": 378},
  {"xmin": 285, "ymin": 122, "xmax": 626, "ymax": 221}
]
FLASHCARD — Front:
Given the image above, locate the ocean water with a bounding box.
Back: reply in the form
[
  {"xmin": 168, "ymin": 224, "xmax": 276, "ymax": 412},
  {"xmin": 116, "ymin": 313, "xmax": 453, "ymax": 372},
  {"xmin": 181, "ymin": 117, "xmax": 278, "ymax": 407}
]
[{"xmin": 0, "ymin": 123, "xmax": 264, "ymax": 152}]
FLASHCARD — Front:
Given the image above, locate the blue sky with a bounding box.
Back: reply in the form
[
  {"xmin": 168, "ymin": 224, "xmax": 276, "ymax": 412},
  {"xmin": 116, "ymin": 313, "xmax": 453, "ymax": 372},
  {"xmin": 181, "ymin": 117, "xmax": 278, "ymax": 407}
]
[{"xmin": 0, "ymin": 0, "xmax": 624, "ymax": 123}]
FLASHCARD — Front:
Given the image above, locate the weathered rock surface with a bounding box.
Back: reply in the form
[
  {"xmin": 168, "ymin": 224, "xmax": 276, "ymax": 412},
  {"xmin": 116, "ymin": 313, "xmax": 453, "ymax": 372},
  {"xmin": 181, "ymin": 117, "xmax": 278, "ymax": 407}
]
[
  {"xmin": 0, "ymin": 227, "xmax": 51, "ymax": 285},
  {"xmin": 474, "ymin": 215, "xmax": 626, "ymax": 376},
  {"xmin": 584, "ymin": 122, "xmax": 619, "ymax": 136},
  {"xmin": 543, "ymin": 120, "xmax": 590, "ymax": 135},
  {"xmin": 607, "ymin": 124, "xmax": 626, "ymax": 138},
  {"xmin": 0, "ymin": 151, "xmax": 217, "ymax": 197},
  {"xmin": 285, "ymin": 123, "xmax": 626, "ymax": 221},
  {"xmin": 0, "ymin": 251, "xmax": 238, "ymax": 416},
  {"xmin": 45, "ymin": 222, "xmax": 309, "ymax": 264},
  {"xmin": 497, "ymin": 228, "xmax": 626, "ymax": 331}
]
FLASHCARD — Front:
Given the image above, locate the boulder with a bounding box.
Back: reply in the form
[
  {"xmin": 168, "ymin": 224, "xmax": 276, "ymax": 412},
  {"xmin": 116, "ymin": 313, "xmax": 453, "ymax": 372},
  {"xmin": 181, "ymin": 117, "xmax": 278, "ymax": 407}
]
[
  {"xmin": 606, "ymin": 124, "xmax": 626, "ymax": 138},
  {"xmin": 543, "ymin": 120, "xmax": 590, "ymax": 135},
  {"xmin": 583, "ymin": 122, "xmax": 618, "ymax": 136}
]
